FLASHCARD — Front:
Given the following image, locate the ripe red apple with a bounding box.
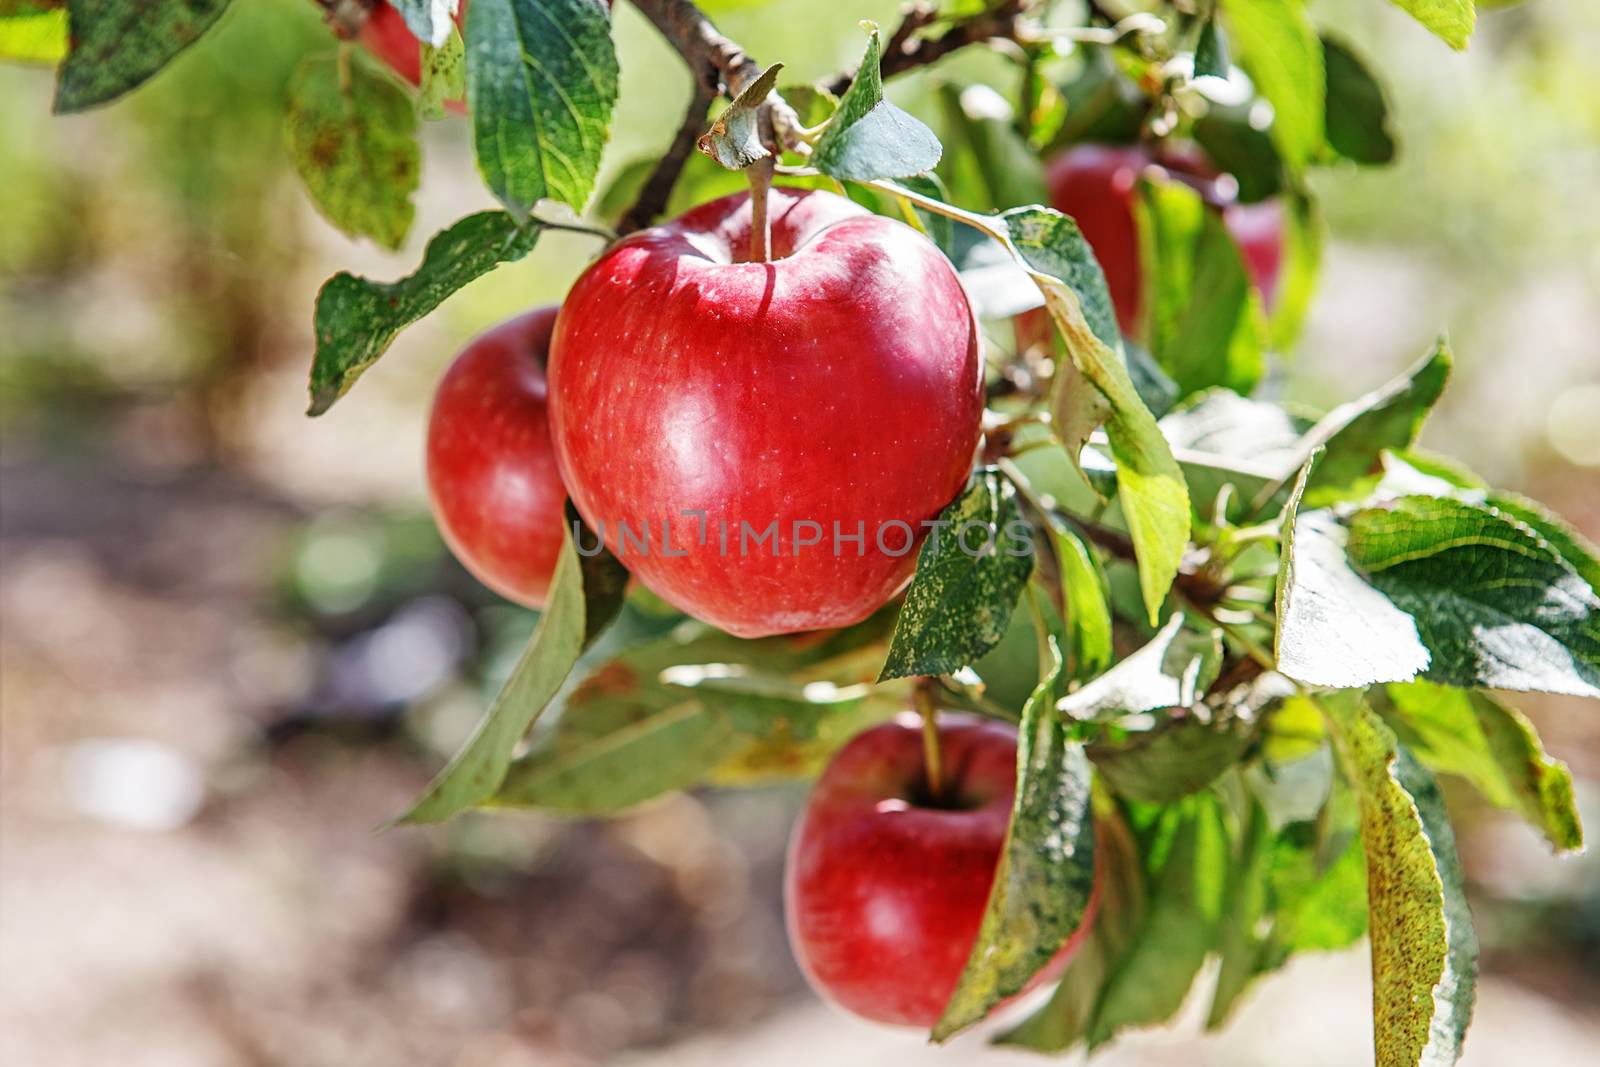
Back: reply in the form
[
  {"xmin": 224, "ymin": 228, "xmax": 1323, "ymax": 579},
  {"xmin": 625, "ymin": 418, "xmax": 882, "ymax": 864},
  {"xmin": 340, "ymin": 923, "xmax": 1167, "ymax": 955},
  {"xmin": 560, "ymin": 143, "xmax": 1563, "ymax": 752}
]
[
  {"xmin": 427, "ymin": 307, "xmax": 568, "ymax": 609},
  {"xmin": 547, "ymin": 187, "xmax": 983, "ymax": 638},
  {"xmin": 785, "ymin": 715, "xmax": 1098, "ymax": 1027},
  {"xmin": 1041, "ymin": 142, "xmax": 1286, "ymax": 337}
]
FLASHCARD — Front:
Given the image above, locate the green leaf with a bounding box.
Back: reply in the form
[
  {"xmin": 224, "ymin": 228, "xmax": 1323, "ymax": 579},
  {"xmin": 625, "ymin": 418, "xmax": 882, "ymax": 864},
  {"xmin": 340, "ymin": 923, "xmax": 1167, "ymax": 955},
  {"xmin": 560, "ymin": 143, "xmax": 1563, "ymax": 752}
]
[
  {"xmin": 812, "ymin": 27, "xmax": 942, "ymax": 181},
  {"xmin": 391, "ymin": 0, "xmax": 457, "ymax": 47},
  {"xmin": 1092, "ymin": 711, "xmax": 1255, "ymax": 804},
  {"xmin": 1269, "ymin": 814, "xmax": 1369, "ymax": 954},
  {"xmin": 934, "ymin": 641, "xmax": 1097, "ymax": 1040},
  {"xmin": 879, "ymin": 469, "xmax": 1033, "ymax": 681},
  {"xmin": 934, "ymin": 82, "xmax": 1048, "ymax": 212},
  {"xmin": 54, "ymin": 0, "xmax": 234, "ymax": 112},
  {"xmin": 1086, "ymin": 795, "xmax": 1230, "ymax": 1047},
  {"xmin": 1348, "ymin": 496, "xmax": 1600, "ymax": 697},
  {"xmin": 1002, "ymin": 206, "xmax": 1120, "ymax": 350},
  {"xmin": 1193, "ymin": 18, "xmax": 1229, "ymax": 79},
  {"xmin": 1375, "ymin": 452, "xmax": 1600, "ymax": 597},
  {"xmin": 696, "ymin": 62, "xmax": 782, "ymax": 170},
  {"xmin": 0, "ymin": 0, "xmax": 67, "ymax": 63},
  {"xmin": 307, "ymin": 211, "xmax": 543, "ymax": 415},
  {"xmin": 1058, "ymin": 613, "xmax": 1222, "ymax": 722},
  {"xmin": 1222, "ymin": 0, "xmax": 1324, "ymax": 169},
  {"xmin": 1046, "ymin": 43, "xmax": 1149, "ymax": 150},
  {"xmin": 398, "ymin": 511, "xmax": 628, "ymax": 823},
  {"xmin": 1210, "ymin": 798, "xmax": 1369, "ymax": 1026},
  {"xmin": 1384, "ymin": 681, "xmax": 1582, "ymax": 852},
  {"xmin": 781, "ymin": 83, "xmax": 837, "ymax": 128},
  {"xmin": 1292, "ymin": 338, "xmax": 1452, "ymax": 507},
  {"xmin": 1268, "ymin": 190, "xmax": 1322, "ymax": 349},
  {"xmin": 502, "ymin": 610, "xmax": 897, "ymax": 801},
  {"xmin": 284, "ymin": 53, "xmax": 420, "ymax": 251},
  {"xmin": 1389, "ymin": 0, "xmax": 1476, "ymax": 51},
  {"xmin": 1274, "ymin": 460, "xmax": 1434, "ymax": 688},
  {"xmin": 1007, "ymin": 206, "xmax": 1191, "ymax": 623},
  {"xmin": 997, "ymin": 794, "xmax": 1147, "ymax": 1052},
  {"xmin": 659, "ymin": 664, "xmax": 875, "ymax": 737},
  {"xmin": 892, "ymin": 172, "xmax": 956, "ymax": 257},
  {"xmin": 1133, "ymin": 176, "xmax": 1266, "ymax": 399},
  {"xmin": 1050, "ymin": 523, "xmax": 1113, "ymax": 681},
  {"xmin": 1192, "ymin": 105, "xmax": 1284, "ymax": 204},
  {"xmin": 465, "ymin": 0, "xmax": 618, "ymax": 218},
  {"xmin": 1323, "ymin": 35, "xmax": 1396, "ymax": 165},
  {"xmin": 1320, "ymin": 691, "xmax": 1478, "ymax": 1067},
  {"xmin": 419, "ymin": 23, "xmax": 465, "ymax": 121},
  {"xmin": 492, "ymin": 700, "xmax": 741, "ymax": 815}
]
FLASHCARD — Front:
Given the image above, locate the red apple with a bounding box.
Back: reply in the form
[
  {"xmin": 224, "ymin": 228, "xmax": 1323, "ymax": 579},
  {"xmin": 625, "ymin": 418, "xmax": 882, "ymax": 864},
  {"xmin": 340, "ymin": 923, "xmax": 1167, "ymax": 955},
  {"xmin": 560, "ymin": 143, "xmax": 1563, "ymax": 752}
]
[
  {"xmin": 1045, "ymin": 144, "xmax": 1148, "ymax": 337},
  {"xmin": 1041, "ymin": 142, "xmax": 1286, "ymax": 337},
  {"xmin": 785, "ymin": 714, "xmax": 1098, "ymax": 1027},
  {"xmin": 547, "ymin": 187, "xmax": 983, "ymax": 638},
  {"xmin": 427, "ymin": 307, "xmax": 568, "ymax": 609}
]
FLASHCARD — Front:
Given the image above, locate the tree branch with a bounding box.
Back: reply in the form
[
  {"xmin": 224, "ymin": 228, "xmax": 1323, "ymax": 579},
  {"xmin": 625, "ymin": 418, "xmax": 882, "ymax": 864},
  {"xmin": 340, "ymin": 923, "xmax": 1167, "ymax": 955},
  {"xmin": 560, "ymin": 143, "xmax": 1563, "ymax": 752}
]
[
  {"xmin": 822, "ymin": 0, "xmax": 1030, "ymax": 98},
  {"xmin": 624, "ymin": 0, "xmax": 804, "ymax": 233},
  {"xmin": 618, "ymin": 79, "xmax": 717, "ymax": 234},
  {"xmin": 629, "ymin": 0, "xmax": 765, "ymax": 97}
]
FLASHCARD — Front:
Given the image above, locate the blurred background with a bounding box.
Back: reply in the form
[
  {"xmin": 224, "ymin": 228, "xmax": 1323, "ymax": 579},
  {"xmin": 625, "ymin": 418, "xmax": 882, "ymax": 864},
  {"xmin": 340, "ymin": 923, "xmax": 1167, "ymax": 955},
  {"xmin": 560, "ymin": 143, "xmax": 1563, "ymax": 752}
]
[{"xmin": 2, "ymin": 0, "xmax": 1597, "ymax": 1064}]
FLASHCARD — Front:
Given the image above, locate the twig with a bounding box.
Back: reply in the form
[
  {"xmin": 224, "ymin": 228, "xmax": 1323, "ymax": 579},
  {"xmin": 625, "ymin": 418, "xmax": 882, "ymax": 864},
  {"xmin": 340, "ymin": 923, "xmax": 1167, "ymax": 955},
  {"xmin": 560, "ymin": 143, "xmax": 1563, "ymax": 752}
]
[
  {"xmin": 312, "ymin": 0, "xmax": 372, "ymax": 40},
  {"xmin": 747, "ymin": 156, "xmax": 774, "ymax": 260},
  {"xmin": 822, "ymin": 0, "xmax": 1030, "ymax": 97},
  {"xmin": 625, "ymin": 0, "xmax": 802, "ymax": 228},
  {"xmin": 630, "ymin": 0, "xmax": 764, "ymax": 96},
  {"xmin": 618, "ymin": 79, "xmax": 717, "ymax": 234},
  {"xmin": 912, "ymin": 677, "xmax": 945, "ymax": 801}
]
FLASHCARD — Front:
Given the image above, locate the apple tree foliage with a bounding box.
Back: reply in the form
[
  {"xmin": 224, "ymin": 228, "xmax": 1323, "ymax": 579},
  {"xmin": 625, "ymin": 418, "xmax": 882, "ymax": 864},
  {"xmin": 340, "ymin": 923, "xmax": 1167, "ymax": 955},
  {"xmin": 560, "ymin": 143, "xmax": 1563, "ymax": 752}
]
[{"xmin": 11, "ymin": 0, "xmax": 1593, "ymax": 1062}]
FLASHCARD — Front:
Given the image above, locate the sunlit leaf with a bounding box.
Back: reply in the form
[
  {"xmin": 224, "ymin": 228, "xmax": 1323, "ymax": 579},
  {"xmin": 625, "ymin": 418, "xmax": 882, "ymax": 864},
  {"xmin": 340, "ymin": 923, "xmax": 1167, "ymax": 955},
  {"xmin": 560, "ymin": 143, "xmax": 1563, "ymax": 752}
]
[
  {"xmin": 1389, "ymin": 0, "xmax": 1476, "ymax": 51},
  {"xmin": 0, "ymin": 0, "xmax": 67, "ymax": 63},
  {"xmin": 1222, "ymin": 0, "xmax": 1324, "ymax": 169},
  {"xmin": 1384, "ymin": 681, "xmax": 1582, "ymax": 852},
  {"xmin": 418, "ymin": 22, "xmax": 465, "ymax": 120}
]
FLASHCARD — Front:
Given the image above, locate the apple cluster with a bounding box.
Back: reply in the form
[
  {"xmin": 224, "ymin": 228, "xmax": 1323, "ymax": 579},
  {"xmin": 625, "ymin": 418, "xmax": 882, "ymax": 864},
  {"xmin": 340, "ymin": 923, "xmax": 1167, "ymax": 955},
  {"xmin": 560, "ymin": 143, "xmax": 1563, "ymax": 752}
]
[{"xmin": 422, "ymin": 121, "xmax": 1280, "ymax": 1029}]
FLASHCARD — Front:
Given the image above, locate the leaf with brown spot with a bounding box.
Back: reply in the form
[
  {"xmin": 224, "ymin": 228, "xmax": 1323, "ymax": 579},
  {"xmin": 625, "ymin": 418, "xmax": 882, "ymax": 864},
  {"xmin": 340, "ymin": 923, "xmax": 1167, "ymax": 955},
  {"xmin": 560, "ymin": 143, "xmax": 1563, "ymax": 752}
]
[{"xmin": 1320, "ymin": 690, "xmax": 1477, "ymax": 1067}]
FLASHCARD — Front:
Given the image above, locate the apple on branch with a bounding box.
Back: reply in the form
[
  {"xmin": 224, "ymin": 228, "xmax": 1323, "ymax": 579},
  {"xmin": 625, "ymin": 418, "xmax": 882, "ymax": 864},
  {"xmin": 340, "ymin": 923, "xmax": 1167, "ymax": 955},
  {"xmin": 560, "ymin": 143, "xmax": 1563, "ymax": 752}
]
[
  {"xmin": 1040, "ymin": 142, "xmax": 1287, "ymax": 335},
  {"xmin": 427, "ymin": 307, "xmax": 569, "ymax": 609},
  {"xmin": 547, "ymin": 187, "xmax": 985, "ymax": 638},
  {"xmin": 785, "ymin": 714, "xmax": 1098, "ymax": 1027}
]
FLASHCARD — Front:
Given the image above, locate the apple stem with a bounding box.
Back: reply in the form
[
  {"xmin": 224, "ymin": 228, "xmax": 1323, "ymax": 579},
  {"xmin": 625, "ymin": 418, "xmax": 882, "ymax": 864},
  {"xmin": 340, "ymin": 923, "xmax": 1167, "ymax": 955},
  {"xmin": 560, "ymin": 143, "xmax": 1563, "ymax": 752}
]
[
  {"xmin": 748, "ymin": 156, "xmax": 774, "ymax": 263},
  {"xmin": 913, "ymin": 677, "xmax": 944, "ymax": 802}
]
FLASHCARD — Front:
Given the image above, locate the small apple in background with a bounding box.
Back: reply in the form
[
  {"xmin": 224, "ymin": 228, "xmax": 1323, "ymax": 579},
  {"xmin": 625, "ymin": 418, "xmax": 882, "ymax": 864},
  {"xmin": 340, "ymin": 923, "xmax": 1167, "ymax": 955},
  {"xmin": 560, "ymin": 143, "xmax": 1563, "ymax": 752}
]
[
  {"xmin": 1039, "ymin": 142, "xmax": 1286, "ymax": 338},
  {"xmin": 427, "ymin": 307, "xmax": 568, "ymax": 609},
  {"xmin": 548, "ymin": 187, "xmax": 983, "ymax": 638},
  {"xmin": 784, "ymin": 715, "xmax": 1098, "ymax": 1027}
]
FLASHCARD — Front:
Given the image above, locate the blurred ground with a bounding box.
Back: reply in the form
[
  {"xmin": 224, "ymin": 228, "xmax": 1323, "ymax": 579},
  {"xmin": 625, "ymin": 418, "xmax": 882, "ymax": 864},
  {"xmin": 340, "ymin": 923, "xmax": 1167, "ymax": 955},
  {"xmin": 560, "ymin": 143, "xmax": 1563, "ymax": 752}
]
[{"xmin": 2, "ymin": 0, "xmax": 1599, "ymax": 1065}]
